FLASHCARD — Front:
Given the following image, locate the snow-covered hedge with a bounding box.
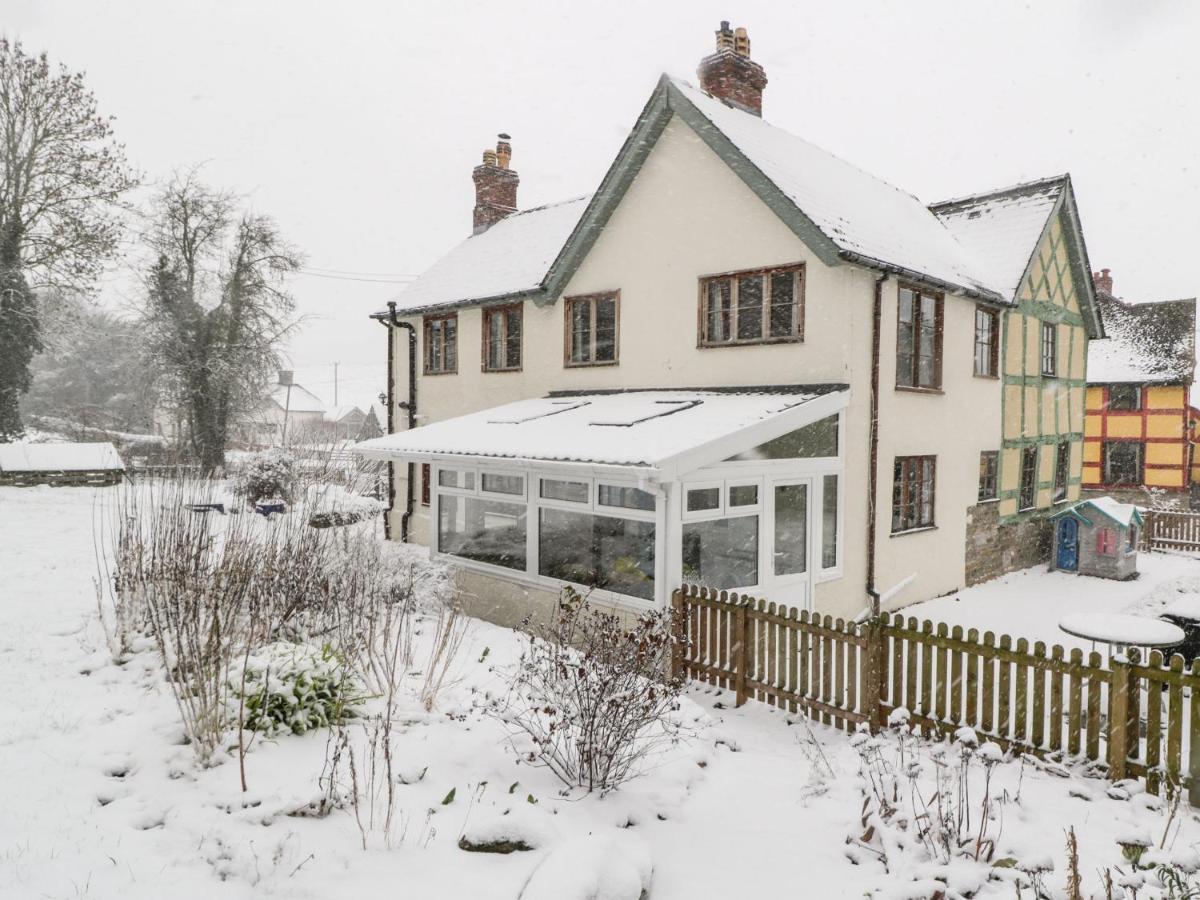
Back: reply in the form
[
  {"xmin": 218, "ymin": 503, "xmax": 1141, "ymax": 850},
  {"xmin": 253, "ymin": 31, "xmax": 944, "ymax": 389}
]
[{"xmin": 230, "ymin": 642, "xmax": 366, "ymax": 737}]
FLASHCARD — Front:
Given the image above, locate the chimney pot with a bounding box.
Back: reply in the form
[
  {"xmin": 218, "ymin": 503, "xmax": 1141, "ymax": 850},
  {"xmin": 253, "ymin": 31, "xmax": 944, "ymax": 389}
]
[
  {"xmin": 473, "ymin": 133, "xmax": 518, "ymax": 233},
  {"xmin": 698, "ymin": 23, "xmax": 768, "ymax": 116}
]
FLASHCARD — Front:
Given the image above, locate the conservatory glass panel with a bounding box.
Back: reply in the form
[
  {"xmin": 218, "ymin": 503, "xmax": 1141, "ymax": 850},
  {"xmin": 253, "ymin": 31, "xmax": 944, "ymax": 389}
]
[
  {"xmin": 537, "ymin": 508, "xmax": 655, "ymax": 601},
  {"xmin": 438, "ymin": 495, "xmax": 526, "ymax": 571},
  {"xmin": 774, "ymin": 483, "xmax": 808, "ymax": 576},
  {"xmin": 681, "ymin": 515, "xmax": 759, "ymax": 591},
  {"xmin": 724, "ymin": 415, "xmax": 839, "ymax": 461}
]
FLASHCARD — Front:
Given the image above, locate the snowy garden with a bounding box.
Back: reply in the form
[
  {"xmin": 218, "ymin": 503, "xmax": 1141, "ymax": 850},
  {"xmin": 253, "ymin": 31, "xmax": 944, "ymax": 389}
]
[{"xmin": 1, "ymin": 475, "xmax": 1200, "ymax": 899}]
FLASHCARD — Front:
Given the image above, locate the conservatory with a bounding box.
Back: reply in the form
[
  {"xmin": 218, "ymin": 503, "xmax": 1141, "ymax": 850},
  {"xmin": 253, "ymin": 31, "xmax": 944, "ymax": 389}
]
[{"xmin": 354, "ymin": 387, "xmax": 849, "ymax": 611}]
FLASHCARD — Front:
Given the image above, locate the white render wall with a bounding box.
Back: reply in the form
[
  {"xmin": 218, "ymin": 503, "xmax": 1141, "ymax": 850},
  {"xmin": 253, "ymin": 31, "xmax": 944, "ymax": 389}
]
[{"xmin": 388, "ymin": 114, "xmax": 1002, "ymax": 619}]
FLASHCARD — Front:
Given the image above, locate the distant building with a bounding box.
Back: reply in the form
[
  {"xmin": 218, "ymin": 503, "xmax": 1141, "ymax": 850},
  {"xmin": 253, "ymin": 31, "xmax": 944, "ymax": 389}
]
[{"xmin": 1084, "ymin": 268, "xmax": 1198, "ymax": 497}]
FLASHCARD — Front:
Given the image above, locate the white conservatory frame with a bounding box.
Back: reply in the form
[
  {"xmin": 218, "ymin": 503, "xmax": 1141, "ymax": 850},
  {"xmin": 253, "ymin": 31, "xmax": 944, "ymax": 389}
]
[{"xmin": 425, "ymin": 407, "xmax": 846, "ymax": 612}]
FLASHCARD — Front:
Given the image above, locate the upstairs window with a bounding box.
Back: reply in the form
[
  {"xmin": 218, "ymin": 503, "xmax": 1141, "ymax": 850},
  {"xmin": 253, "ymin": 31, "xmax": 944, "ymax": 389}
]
[
  {"xmin": 896, "ymin": 286, "xmax": 943, "ymax": 390},
  {"xmin": 483, "ymin": 304, "xmax": 522, "ymax": 372},
  {"xmin": 699, "ymin": 264, "xmax": 804, "ymax": 346},
  {"xmin": 565, "ymin": 293, "xmax": 618, "ymax": 366},
  {"xmin": 1108, "ymin": 384, "xmax": 1141, "ymax": 411},
  {"xmin": 978, "ymin": 451, "xmax": 998, "ymax": 501},
  {"xmin": 424, "ymin": 313, "xmax": 458, "ymax": 375},
  {"xmin": 892, "ymin": 456, "xmax": 935, "ymax": 533},
  {"xmin": 974, "ymin": 307, "xmax": 999, "ymax": 377},
  {"xmin": 1019, "ymin": 446, "xmax": 1037, "ymax": 510},
  {"xmin": 1040, "ymin": 321, "xmax": 1058, "ymax": 377},
  {"xmin": 1053, "ymin": 441, "xmax": 1070, "ymax": 502}
]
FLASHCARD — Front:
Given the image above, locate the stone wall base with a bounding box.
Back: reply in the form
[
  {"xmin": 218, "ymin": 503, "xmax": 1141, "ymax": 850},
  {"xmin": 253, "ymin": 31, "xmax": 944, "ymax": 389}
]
[{"xmin": 964, "ymin": 501, "xmax": 1053, "ymax": 586}]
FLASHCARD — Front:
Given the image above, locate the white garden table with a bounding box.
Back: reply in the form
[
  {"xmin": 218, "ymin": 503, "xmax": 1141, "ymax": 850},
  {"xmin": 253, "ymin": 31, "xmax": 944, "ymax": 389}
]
[{"xmin": 1058, "ymin": 613, "xmax": 1184, "ymax": 659}]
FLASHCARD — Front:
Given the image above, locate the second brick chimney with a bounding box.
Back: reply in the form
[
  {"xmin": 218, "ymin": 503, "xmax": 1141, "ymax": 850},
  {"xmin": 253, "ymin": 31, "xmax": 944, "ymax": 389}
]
[
  {"xmin": 1092, "ymin": 267, "xmax": 1114, "ymax": 296},
  {"xmin": 697, "ymin": 21, "xmax": 768, "ymax": 116},
  {"xmin": 472, "ymin": 133, "xmax": 519, "ymax": 234}
]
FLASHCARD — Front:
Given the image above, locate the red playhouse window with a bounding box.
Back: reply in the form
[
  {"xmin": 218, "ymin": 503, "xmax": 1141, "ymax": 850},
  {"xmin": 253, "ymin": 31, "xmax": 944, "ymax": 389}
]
[{"xmin": 1096, "ymin": 528, "xmax": 1117, "ymax": 557}]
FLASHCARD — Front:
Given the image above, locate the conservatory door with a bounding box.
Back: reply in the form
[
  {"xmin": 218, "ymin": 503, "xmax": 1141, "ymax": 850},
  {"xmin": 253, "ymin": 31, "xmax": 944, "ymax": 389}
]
[{"xmin": 769, "ymin": 478, "xmax": 813, "ymax": 608}]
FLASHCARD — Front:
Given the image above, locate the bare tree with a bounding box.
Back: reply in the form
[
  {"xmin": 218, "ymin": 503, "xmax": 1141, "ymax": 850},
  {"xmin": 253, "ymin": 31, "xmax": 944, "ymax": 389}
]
[
  {"xmin": 142, "ymin": 172, "xmax": 302, "ymax": 469},
  {"xmin": 0, "ymin": 39, "xmax": 137, "ymax": 437}
]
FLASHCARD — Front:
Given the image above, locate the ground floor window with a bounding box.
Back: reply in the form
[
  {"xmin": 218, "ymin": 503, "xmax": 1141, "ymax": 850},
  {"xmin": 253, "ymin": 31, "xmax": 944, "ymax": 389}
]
[
  {"xmin": 892, "ymin": 456, "xmax": 935, "ymax": 533},
  {"xmin": 437, "ymin": 494, "xmax": 527, "ymax": 571},
  {"xmin": 1019, "ymin": 447, "xmax": 1037, "ymax": 511},
  {"xmin": 978, "ymin": 451, "xmax": 998, "ymax": 501},
  {"xmin": 537, "ymin": 507, "xmax": 655, "ymax": 601},
  {"xmin": 1053, "ymin": 441, "xmax": 1070, "ymax": 502},
  {"xmin": 682, "ymin": 515, "xmax": 759, "ymax": 590},
  {"xmin": 1104, "ymin": 441, "xmax": 1143, "ymax": 485}
]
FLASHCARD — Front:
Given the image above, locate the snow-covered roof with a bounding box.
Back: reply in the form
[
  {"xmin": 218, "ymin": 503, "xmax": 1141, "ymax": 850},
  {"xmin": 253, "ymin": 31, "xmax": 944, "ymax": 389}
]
[
  {"xmin": 380, "ymin": 196, "xmax": 590, "ymax": 315},
  {"xmin": 1051, "ymin": 496, "xmax": 1144, "ymax": 529},
  {"xmin": 0, "ymin": 441, "xmax": 124, "ymax": 472},
  {"xmin": 1087, "ymin": 294, "xmax": 1196, "ymax": 385},
  {"xmin": 354, "ymin": 386, "xmax": 848, "ymax": 481},
  {"xmin": 268, "ymin": 383, "xmax": 325, "ymax": 413},
  {"xmin": 929, "ymin": 177, "xmax": 1066, "ymax": 302},
  {"xmin": 323, "ymin": 405, "xmax": 363, "ymax": 424},
  {"xmin": 668, "ymin": 78, "xmax": 997, "ymax": 300}
]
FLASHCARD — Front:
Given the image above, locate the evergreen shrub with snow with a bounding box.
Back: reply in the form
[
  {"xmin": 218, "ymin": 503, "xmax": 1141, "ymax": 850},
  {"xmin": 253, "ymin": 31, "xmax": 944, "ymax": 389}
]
[
  {"xmin": 232, "ymin": 448, "xmax": 296, "ymax": 507},
  {"xmin": 231, "ymin": 641, "xmax": 366, "ymax": 737}
]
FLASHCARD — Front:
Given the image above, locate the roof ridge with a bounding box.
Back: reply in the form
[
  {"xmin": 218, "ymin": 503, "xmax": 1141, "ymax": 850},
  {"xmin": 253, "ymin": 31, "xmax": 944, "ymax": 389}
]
[
  {"xmin": 928, "ymin": 174, "xmax": 1069, "ymax": 211},
  {"xmin": 502, "ymin": 194, "xmax": 591, "ymax": 220}
]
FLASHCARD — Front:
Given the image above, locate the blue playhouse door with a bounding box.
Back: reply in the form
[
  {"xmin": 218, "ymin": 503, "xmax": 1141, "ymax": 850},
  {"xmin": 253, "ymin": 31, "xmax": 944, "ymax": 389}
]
[{"xmin": 1057, "ymin": 518, "xmax": 1079, "ymax": 571}]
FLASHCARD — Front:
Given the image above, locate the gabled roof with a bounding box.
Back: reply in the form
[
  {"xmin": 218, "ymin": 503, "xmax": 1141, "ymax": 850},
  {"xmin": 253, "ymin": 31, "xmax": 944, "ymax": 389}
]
[
  {"xmin": 268, "ymin": 383, "xmax": 325, "ymax": 414},
  {"xmin": 354, "ymin": 386, "xmax": 848, "ymax": 482},
  {"xmin": 381, "ymin": 73, "xmax": 1101, "ymax": 317},
  {"xmin": 1050, "ymin": 496, "xmax": 1144, "ymax": 529},
  {"xmin": 378, "ymin": 196, "xmax": 589, "ymax": 315},
  {"xmin": 930, "ymin": 176, "xmax": 1067, "ymax": 302}
]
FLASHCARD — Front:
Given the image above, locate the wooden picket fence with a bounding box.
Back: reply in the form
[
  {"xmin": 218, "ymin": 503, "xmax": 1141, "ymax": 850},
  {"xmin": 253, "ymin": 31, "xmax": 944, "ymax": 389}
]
[
  {"xmin": 672, "ymin": 584, "xmax": 1200, "ymax": 805},
  {"xmin": 1142, "ymin": 510, "xmax": 1200, "ymax": 554}
]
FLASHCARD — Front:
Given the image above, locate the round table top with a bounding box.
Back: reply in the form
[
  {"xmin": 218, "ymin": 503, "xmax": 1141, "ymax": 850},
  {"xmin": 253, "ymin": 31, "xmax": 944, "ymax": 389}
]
[{"xmin": 1058, "ymin": 613, "xmax": 1185, "ymax": 648}]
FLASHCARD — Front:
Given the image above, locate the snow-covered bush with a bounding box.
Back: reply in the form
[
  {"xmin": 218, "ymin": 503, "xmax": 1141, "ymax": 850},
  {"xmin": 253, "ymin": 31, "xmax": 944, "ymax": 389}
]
[
  {"xmin": 499, "ymin": 587, "xmax": 686, "ymax": 794},
  {"xmin": 231, "ymin": 641, "xmax": 365, "ymax": 737},
  {"xmin": 232, "ymin": 447, "xmax": 296, "ymax": 506}
]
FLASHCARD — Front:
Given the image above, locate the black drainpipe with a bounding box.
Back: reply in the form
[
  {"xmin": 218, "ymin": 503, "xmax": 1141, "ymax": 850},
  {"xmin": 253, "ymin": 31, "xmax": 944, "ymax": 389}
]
[
  {"xmin": 379, "ymin": 301, "xmax": 417, "ymax": 542},
  {"xmin": 867, "ymin": 273, "xmax": 889, "ymax": 618}
]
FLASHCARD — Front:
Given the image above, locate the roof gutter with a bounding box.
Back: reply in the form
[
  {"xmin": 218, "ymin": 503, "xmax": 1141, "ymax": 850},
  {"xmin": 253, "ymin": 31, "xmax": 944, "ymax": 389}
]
[{"xmin": 837, "ymin": 248, "xmax": 1006, "ymax": 306}]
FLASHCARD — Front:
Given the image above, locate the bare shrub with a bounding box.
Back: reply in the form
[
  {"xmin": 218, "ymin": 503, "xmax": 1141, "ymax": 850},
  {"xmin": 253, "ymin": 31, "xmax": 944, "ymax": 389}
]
[
  {"xmin": 420, "ymin": 601, "xmax": 469, "ymax": 712},
  {"xmin": 498, "ymin": 587, "xmax": 686, "ymax": 794}
]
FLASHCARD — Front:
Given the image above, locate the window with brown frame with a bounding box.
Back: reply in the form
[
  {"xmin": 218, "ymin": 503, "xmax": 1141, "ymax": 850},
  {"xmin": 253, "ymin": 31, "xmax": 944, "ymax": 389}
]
[
  {"xmin": 896, "ymin": 286, "xmax": 943, "ymax": 390},
  {"xmin": 564, "ymin": 292, "xmax": 619, "ymax": 366},
  {"xmin": 699, "ymin": 264, "xmax": 804, "ymax": 346},
  {"xmin": 1019, "ymin": 446, "xmax": 1037, "ymax": 510},
  {"xmin": 978, "ymin": 451, "xmax": 998, "ymax": 502},
  {"xmin": 423, "ymin": 313, "xmax": 458, "ymax": 375},
  {"xmin": 892, "ymin": 455, "xmax": 936, "ymax": 533},
  {"xmin": 1108, "ymin": 384, "xmax": 1141, "ymax": 411},
  {"xmin": 1041, "ymin": 321, "xmax": 1057, "ymax": 377},
  {"xmin": 1104, "ymin": 441, "xmax": 1143, "ymax": 485},
  {"xmin": 973, "ymin": 306, "xmax": 999, "ymax": 377},
  {"xmin": 482, "ymin": 304, "xmax": 522, "ymax": 372}
]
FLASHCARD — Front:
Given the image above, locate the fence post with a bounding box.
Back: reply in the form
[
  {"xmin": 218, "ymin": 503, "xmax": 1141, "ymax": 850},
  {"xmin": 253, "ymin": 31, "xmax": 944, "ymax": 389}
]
[
  {"xmin": 863, "ymin": 614, "xmax": 887, "ymax": 732},
  {"xmin": 732, "ymin": 598, "xmax": 748, "ymax": 707},
  {"xmin": 670, "ymin": 588, "xmax": 685, "ymax": 682},
  {"xmin": 1108, "ymin": 650, "xmax": 1137, "ymax": 781}
]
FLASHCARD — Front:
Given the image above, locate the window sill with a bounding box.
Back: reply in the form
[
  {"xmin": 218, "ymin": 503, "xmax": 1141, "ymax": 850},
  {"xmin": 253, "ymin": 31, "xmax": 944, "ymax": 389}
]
[
  {"xmin": 976, "ymin": 497, "xmax": 998, "ymax": 505},
  {"xmin": 698, "ymin": 336, "xmax": 804, "ymax": 349},
  {"xmin": 423, "ymin": 369, "xmax": 458, "ymax": 377},
  {"xmin": 564, "ymin": 359, "xmax": 619, "ymax": 369},
  {"xmin": 890, "ymin": 525, "xmax": 937, "ymax": 537},
  {"xmin": 894, "ymin": 385, "xmax": 944, "ymax": 396},
  {"xmin": 973, "ymin": 372, "xmax": 999, "ymax": 380},
  {"xmin": 482, "ymin": 367, "xmax": 523, "ymax": 374}
]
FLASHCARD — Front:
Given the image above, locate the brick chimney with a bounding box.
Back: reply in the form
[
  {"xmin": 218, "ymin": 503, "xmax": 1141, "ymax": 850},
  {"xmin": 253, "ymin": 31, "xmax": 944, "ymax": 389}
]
[
  {"xmin": 697, "ymin": 21, "xmax": 768, "ymax": 116},
  {"xmin": 472, "ymin": 133, "xmax": 519, "ymax": 234},
  {"xmin": 277, "ymin": 369, "xmax": 293, "ymax": 386},
  {"xmin": 1092, "ymin": 267, "xmax": 1113, "ymax": 296}
]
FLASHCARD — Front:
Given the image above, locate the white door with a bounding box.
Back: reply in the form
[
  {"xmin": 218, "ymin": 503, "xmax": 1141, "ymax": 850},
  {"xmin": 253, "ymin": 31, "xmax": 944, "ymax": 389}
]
[{"xmin": 767, "ymin": 477, "xmax": 813, "ymax": 609}]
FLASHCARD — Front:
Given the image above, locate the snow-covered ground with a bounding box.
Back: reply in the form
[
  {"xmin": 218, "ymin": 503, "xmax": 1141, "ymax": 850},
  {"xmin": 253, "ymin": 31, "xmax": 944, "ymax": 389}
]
[
  {"xmin": 909, "ymin": 552, "xmax": 1200, "ymax": 654},
  {"xmin": 4, "ymin": 484, "xmax": 1200, "ymax": 898}
]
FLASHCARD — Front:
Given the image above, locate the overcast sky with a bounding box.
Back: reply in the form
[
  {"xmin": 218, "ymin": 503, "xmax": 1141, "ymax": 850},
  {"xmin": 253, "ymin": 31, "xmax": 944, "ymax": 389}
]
[{"xmin": 7, "ymin": 0, "xmax": 1199, "ymax": 410}]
